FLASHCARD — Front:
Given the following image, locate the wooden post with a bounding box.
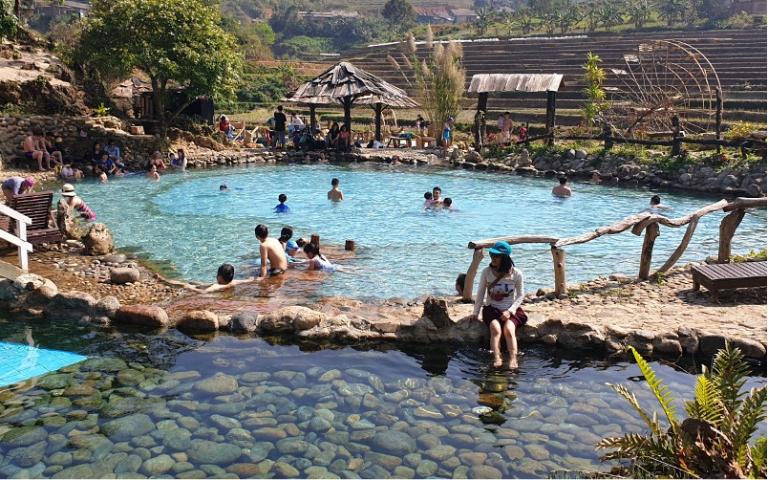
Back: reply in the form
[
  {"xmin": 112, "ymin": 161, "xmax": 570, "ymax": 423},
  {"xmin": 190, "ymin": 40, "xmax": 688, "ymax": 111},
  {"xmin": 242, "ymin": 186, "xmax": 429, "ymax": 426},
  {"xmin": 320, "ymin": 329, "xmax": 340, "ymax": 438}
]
[
  {"xmin": 671, "ymin": 115, "xmax": 682, "ymax": 157},
  {"xmin": 462, "ymin": 248, "xmax": 485, "ymax": 302},
  {"xmin": 309, "ymin": 105, "xmax": 317, "ymax": 132},
  {"xmin": 718, "ymin": 208, "xmax": 746, "ymax": 263},
  {"xmin": 638, "ymin": 222, "xmax": 660, "ymax": 280},
  {"xmin": 478, "ymin": 92, "xmax": 488, "ymax": 113},
  {"xmin": 713, "ymin": 88, "xmax": 723, "ymax": 154},
  {"xmin": 373, "ymin": 103, "xmax": 383, "ymax": 142},
  {"xmin": 342, "ymin": 96, "xmax": 353, "ymax": 135},
  {"xmin": 545, "ymin": 90, "xmax": 557, "ymax": 145},
  {"xmin": 310, "ymin": 234, "xmax": 320, "ymax": 249},
  {"xmin": 345, "ymin": 240, "xmax": 356, "ymax": 251},
  {"xmin": 551, "ymin": 246, "xmax": 566, "ymax": 296},
  {"xmin": 602, "ymin": 123, "xmax": 613, "ymax": 150},
  {"xmin": 17, "ymin": 221, "xmax": 28, "ymax": 272}
]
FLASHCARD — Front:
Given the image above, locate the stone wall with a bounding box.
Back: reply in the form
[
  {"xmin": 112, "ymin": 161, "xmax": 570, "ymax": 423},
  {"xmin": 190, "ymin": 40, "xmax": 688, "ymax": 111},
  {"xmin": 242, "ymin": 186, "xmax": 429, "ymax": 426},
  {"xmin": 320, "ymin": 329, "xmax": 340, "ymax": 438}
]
[{"xmin": 0, "ymin": 115, "xmax": 165, "ymax": 170}]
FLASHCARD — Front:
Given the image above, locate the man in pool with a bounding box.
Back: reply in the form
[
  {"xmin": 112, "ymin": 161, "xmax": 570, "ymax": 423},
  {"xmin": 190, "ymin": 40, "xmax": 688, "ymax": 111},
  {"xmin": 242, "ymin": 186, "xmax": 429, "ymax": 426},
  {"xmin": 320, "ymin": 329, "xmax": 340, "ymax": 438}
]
[
  {"xmin": 552, "ymin": 177, "xmax": 572, "ymax": 198},
  {"xmin": 648, "ymin": 195, "xmax": 672, "ymax": 213},
  {"xmin": 431, "ymin": 186, "xmax": 444, "ymax": 207},
  {"xmin": 328, "ymin": 178, "xmax": 344, "ymax": 201},
  {"xmin": 255, "ymin": 224, "xmax": 289, "ymax": 277}
]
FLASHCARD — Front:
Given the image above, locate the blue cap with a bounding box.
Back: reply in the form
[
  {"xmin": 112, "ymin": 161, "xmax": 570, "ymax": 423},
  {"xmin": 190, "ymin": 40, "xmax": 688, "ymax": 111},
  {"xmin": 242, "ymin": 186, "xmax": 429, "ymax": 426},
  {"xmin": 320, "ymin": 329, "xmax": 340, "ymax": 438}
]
[
  {"xmin": 286, "ymin": 240, "xmax": 299, "ymax": 251},
  {"xmin": 489, "ymin": 241, "xmax": 512, "ymax": 256}
]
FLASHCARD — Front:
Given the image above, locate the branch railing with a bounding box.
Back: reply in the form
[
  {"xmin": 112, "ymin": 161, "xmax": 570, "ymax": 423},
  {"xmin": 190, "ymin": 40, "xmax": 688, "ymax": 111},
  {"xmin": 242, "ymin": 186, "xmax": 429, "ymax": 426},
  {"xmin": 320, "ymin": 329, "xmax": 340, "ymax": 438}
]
[
  {"xmin": 0, "ymin": 203, "xmax": 32, "ymax": 272},
  {"xmin": 462, "ymin": 197, "xmax": 767, "ymax": 301}
]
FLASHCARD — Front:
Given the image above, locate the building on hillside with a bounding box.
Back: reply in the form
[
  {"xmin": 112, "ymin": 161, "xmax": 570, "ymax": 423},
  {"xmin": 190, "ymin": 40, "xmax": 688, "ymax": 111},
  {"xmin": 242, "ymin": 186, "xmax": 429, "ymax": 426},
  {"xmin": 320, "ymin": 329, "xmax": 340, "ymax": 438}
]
[
  {"xmin": 32, "ymin": 0, "xmax": 90, "ymax": 19},
  {"xmin": 297, "ymin": 10, "xmax": 361, "ymax": 21},
  {"xmin": 450, "ymin": 8, "xmax": 478, "ymax": 24},
  {"xmin": 414, "ymin": 7, "xmax": 454, "ymax": 24},
  {"xmin": 111, "ymin": 76, "xmax": 214, "ymax": 127}
]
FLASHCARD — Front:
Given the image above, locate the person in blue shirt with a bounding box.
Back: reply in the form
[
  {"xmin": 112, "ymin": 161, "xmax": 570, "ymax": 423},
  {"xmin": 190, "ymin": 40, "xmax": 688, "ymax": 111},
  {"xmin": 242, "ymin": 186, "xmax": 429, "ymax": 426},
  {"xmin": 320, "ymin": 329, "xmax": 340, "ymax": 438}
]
[{"xmin": 274, "ymin": 193, "xmax": 290, "ymax": 213}]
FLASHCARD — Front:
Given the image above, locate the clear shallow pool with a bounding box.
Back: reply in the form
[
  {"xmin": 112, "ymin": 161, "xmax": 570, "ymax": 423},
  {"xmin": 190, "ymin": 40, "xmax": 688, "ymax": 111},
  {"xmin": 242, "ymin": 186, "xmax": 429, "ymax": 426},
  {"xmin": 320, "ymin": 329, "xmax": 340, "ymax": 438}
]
[
  {"xmin": 0, "ymin": 318, "xmax": 764, "ymax": 478},
  {"xmin": 70, "ymin": 164, "xmax": 766, "ymax": 300}
]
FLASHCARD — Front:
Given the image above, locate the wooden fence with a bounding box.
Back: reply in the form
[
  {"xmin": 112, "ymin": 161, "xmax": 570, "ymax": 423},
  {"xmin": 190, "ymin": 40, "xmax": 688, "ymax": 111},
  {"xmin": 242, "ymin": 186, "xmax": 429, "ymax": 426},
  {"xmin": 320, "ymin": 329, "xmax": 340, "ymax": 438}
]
[{"xmin": 462, "ymin": 197, "xmax": 767, "ymax": 301}]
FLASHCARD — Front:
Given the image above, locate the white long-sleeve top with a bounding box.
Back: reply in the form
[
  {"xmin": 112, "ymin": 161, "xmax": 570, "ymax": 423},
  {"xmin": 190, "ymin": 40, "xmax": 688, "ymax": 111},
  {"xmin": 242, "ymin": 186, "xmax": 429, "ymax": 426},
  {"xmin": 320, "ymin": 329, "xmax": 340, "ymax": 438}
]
[{"xmin": 473, "ymin": 266, "xmax": 525, "ymax": 317}]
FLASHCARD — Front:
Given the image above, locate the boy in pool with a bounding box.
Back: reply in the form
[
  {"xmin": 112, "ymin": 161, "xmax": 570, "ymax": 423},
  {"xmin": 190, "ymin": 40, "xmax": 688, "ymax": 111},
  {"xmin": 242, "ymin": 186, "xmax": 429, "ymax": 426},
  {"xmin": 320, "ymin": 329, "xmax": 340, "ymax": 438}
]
[
  {"xmin": 255, "ymin": 224, "xmax": 289, "ymax": 276},
  {"xmin": 274, "ymin": 193, "xmax": 290, "ymax": 213},
  {"xmin": 423, "ymin": 192, "xmax": 433, "ymax": 209},
  {"xmin": 220, "ymin": 184, "xmax": 229, "ymax": 192},
  {"xmin": 203, "ymin": 264, "xmax": 256, "ymax": 292},
  {"xmin": 648, "ymin": 195, "xmax": 672, "ymax": 212},
  {"xmin": 443, "ymin": 197, "xmax": 454, "ymax": 211},
  {"xmin": 328, "ymin": 178, "xmax": 344, "ymax": 201},
  {"xmin": 552, "ymin": 177, "xmax": 572, "ymax": 197}
]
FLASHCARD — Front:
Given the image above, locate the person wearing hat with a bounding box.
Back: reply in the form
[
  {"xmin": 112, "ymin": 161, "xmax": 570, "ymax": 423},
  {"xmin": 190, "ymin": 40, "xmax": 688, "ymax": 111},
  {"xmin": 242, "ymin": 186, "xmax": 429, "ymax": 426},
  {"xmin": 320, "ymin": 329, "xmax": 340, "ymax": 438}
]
[
  {"xmin": 1, "ymin": 176, "xmax": 35, "ymax": 203},
  {"xmin": 469, "ymin": 240, "xmax": 526, "ymax": 368},
  {"xmin": 58, "ymin": 184, "xmax": 96, "ymax": 221}
]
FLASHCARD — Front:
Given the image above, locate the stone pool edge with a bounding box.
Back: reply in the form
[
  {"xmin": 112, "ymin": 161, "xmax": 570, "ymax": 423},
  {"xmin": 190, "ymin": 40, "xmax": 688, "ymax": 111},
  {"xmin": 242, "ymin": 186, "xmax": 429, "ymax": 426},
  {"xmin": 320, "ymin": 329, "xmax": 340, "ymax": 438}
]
[{"xmin": 2, "ymin": 262, "xmax": 765, "ymax": 366}]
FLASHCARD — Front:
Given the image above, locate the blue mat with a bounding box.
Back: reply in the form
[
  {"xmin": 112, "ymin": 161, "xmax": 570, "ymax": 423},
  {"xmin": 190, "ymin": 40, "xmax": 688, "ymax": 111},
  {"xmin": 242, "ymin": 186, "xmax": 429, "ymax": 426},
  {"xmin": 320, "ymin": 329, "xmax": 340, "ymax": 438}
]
[{"xmin": 0, "ymin": 341, "xmax": 86, "ymax": 387}]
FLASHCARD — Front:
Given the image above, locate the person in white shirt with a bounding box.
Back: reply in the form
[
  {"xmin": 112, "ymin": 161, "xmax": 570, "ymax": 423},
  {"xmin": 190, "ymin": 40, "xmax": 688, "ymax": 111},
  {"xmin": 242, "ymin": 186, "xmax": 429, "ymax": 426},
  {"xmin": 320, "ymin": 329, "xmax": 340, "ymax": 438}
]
[
  {"xmin": 289, "ymin": 113, "xmax": 304, "ymax": 134},
  {"xmin": 469, "ymin": 241, "xmax": 526, "ymax": 368}
]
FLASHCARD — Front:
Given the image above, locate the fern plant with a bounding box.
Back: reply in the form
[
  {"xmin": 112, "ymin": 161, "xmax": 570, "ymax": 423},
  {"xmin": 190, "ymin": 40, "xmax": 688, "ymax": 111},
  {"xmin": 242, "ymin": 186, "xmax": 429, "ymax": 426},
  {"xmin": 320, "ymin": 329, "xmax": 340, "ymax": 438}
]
[{"xmin": 598, "ymin": 344, "xmax": 767, "ymax": 478}]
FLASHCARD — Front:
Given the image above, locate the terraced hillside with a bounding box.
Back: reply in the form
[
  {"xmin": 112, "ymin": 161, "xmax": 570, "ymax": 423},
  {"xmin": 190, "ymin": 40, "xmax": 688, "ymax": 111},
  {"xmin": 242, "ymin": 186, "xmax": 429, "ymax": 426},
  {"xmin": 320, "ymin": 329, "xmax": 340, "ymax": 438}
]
[{"xmin": 344, "ymin": 29, "xmax": 767, "ymax": 129}]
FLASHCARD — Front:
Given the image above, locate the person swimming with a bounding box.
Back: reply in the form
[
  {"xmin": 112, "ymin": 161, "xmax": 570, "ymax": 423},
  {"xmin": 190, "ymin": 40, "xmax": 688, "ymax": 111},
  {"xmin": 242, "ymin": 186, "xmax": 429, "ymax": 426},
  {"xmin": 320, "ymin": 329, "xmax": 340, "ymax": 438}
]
[
  {"xmin": 275, "ymin": 193, "xmax": 290, "ymax": 213},
  {"xmin": 220, "ymin": 184, "xmax": 229, "ymax": 192},
  {"xmin": 443, "ymin": 197, "xmax": 454, "ymax": 211},
  {"xmin": 423, "ymin": 192, "xmax": 433, "ymax": 209},
  {"xmin": 648, "ymin": 195, "xmax": 673, "ymax": 213},
  {"xmin": 303, "ymin": 243, "xmax": 335, "ymax": 272}
]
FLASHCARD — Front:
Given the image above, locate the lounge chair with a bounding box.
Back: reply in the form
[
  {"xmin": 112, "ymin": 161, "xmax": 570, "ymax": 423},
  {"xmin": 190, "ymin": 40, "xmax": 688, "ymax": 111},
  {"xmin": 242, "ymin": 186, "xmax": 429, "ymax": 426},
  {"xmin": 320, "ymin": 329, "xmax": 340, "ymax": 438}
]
[
  {"xmin": 0, "ymin": 192, "xmax": 64, "ymax": 246},
  {"xmin": 691, "ymin": 261, "xmax": 767, "ymax": 301}
]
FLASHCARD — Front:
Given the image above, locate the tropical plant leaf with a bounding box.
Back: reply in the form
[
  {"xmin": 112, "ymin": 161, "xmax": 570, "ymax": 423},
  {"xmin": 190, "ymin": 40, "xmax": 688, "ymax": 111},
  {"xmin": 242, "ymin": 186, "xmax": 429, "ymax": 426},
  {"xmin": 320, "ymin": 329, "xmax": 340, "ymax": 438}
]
[
  {"xmin": 685, "ymin": 374, "xmax": 725, "ymax": 424},
  {"xmin": 749, "ymin": 437, "xmax": 767, "ymax": 478},
  {"xmin": 733, "ymin": 386, "xmax": 767, "ymax": 452},
  {"xmin": 612, "ymin": 383, "xmax": 662, "ymax": 435},
  {"xmin": 711, "ymin": 342, "xmax": 749, "ymax": 415},
  {"xmin": 628, "ymin": 346, "xmax": 679, "ymax": 429}
]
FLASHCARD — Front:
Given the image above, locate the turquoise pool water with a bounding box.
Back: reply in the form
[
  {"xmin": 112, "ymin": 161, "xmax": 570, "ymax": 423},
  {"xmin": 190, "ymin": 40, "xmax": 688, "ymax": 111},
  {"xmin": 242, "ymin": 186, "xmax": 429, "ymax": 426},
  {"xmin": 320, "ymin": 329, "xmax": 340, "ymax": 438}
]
[
  {"xmin": 0, "ymin": 317, "xmax": 764, "ymax": 478},
  {"xmin": 0, "ymin": 341, "xmax": 86, "ymax": 387},
  {"xmin": 71, "ymin": 164, "xmax": 766, "ymax": 300}
]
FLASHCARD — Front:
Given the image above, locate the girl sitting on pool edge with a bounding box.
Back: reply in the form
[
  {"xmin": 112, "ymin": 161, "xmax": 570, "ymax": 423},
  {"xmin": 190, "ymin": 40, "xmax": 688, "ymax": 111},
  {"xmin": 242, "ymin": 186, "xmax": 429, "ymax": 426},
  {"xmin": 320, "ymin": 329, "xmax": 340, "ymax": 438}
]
[{"xmin": 469, "ymin": 241, "xmax": 527, "ymax": 368}]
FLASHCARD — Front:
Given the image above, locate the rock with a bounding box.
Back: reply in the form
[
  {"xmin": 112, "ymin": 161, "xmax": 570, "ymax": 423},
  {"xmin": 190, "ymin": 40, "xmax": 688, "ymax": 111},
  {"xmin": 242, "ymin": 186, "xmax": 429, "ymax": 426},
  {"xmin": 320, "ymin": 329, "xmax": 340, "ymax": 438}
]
[
  {"xmin": 11, "ymin": 273, "xmax": 58, "ymax": 306},
  {"xmin": 258, "ymin": 306, "xmax": 326, "ymax": 333},
  {"xmin": 575, "ymin": 149, "xmax": 587, "ymax": 160},
  {"xmin": 38, "ymin": 373, "xmax": 72, "ymax": 390},
  {"xmin": 194, "ymin": 373, "xmax": 238, "ymax": 394},
  {"xmin": 1, "ymin": 426, "xmax": 46, "ymax": 447},
  {"xmin": 110, "ymin": 268, "xmax": 140, "ymax": 285},
  {"xmin": 652, "ymin": 336, "xmax": 682, "ymax": 356},
  {"xmin": 627, "ymin": 330, "xmax": 656, "ymax": 353},
  {"xmin": 163, "ymin": 429, "xmax": 192, "ymax": 451},
  {"xmin": 187, "ymin": 439, "xmax": 242, "ymax": 465},
  {"xmin": 517, "ymin": 149, "xmax": 531, "ymax": 167},
  {"xmin": 372, "ymin": 430, "xmax": 417, "ymax": 456},
  {"xmin": 422, "ymin": 296, "xmax": 452, "ymax": 329},
  {"xmin": 52, "ymin": 464, "xmax": 96, "ymax": 479},
  {"xmin": 102, "ymin": 254, "xmax": 127, "ymax": 264},
  {"xmin": 102, "ymin": 414, "xmax": 155, "ymax": 441},
  {"xmin": 676, "ymin": 327, "xmax": 699, "ymax": 354},
  {"xmin": 44, "ymin": 291, "xmax": 96, "ymax": 321},
  {"xmin": 115, "ymin": 305, "xmax": 169, "ymax": 328},
  {"xmin": 466, "ymin": 150, "xmax": 482, "ymax": 163},
  {"xmin": 679, "ymin": 173, "xmax": 693, "ymax": 184},
  {"xmin": 469, "ymin": 465, "xmax": 503, "ymax": 479},
  {"xmin": 91, "ymin": 296, "xmax": 119, "ymax": 321},
  {"xmin": 83, "ymin": 223, "xmax": 114, "ymax": 255},
  {"xmin": 116, "ymin": 368, "xmax": 145, "ymax": 386},
  {"xmin": 230, "ymin": 311, "xmax": 259, "ymax": 333},
  {"xmin": 177, "ymin": 310, "xmax": 219, "ymax": 332},
  {"xmin": 525, "ymin": 444, "xmax": 549, "ymax": 460},
  {"xmin": 273, "ymin": 462, "xmax": 300, "ymax": 478},
  {"xmin": 141, "ymin": 454, "xmax": 175, "ymax": 476},
  {"xmin": 731, "ymin": 338, "xmax": 767, "ymax": 359},
  {"xmin": 565, "ymin": 149, "xmax": 576, "ymax": 159},
  {"xmin": 698, "ymin": 333, "xmax": 727, "ymax": 356}
]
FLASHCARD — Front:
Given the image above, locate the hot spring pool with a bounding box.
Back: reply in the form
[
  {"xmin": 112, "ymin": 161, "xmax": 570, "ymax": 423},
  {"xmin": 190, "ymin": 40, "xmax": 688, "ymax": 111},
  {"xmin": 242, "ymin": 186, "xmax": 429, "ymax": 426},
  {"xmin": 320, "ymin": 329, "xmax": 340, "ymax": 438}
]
[
  {"xmin": 70, "ymin": 164, "xmax": 766, "ymax": 300},
  {"xmin": 0, "ymin": 318, "xmax": 764, "ymax": 478}
]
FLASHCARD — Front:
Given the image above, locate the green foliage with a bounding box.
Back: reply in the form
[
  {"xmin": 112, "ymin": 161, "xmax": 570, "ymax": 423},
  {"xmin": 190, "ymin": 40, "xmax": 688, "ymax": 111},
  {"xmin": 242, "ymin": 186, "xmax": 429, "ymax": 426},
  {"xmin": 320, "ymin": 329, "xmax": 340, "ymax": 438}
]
[
  {"xmin": 234, "ymin": 63, "xmax": 298, "ymax": 105},
  {"xmin": 77, "ymin": 0, "xmax": 242, "ymax": 130},
  {"xmin": 582, "ymin": 52, "xmax": 607, "ymax": 126},
  {"xmin": 724, "ymin": 121, "xmax": 765, "ymax": 140},
  {"xmin": 0, "ymin": 0, "xmax": 17, "ymax": 40},
  {"xmin": 598, "ymin": 344, "xmax": 767, "ymax": 478},
  {"xmin": 382, "ymin": 0, "xmax": 415, "ymax": 33},
  {"xmin": 275, "ymin": 36, "xmax": 334, "ymax": 58},
  {"xmin": 93, "ymin": 103, "xmax": 110, "ymax": 116},
  {"xmin": 731, "ymin": 248, "xmax": 767, "ymax": 263},
  {"xmin": 226, "ymin": 19, "xmax": 275, "ymax": 60}
]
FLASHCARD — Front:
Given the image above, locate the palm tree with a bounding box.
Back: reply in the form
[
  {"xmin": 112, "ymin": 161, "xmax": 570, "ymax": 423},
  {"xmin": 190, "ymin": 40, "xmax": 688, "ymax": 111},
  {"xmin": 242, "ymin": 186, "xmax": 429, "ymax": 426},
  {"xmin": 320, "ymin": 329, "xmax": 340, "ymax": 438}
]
[{"xmin": 627, "ymin": 0, "xmax": 652, "ymax": 29}]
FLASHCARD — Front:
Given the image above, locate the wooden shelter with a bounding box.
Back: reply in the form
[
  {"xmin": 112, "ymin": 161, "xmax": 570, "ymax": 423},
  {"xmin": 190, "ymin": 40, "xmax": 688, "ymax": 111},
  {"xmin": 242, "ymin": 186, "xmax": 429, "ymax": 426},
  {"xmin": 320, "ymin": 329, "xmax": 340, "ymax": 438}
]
[
  {"xmin": 287, "ymin": 62, "xmax": 418, "ymax": 141},
  {"xmin": 467, "ymin": 73, "xmax": 563, "ymax": 146}
]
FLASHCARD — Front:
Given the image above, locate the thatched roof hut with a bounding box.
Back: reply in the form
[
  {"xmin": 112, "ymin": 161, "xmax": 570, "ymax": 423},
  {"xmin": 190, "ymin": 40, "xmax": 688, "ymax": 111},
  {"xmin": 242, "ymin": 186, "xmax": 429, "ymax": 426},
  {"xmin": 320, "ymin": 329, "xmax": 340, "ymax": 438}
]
[{"xmin": 286, "ymin": 62, "xmax": 418, "ymax": 140}]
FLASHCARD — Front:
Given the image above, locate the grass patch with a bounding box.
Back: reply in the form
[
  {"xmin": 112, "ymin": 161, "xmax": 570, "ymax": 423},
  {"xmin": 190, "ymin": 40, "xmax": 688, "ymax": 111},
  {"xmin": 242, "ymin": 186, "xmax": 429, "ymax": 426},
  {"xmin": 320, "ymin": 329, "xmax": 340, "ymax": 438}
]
[{"xmin": 731, "ymin": 248, "xmax": 767, "ymax": 263}]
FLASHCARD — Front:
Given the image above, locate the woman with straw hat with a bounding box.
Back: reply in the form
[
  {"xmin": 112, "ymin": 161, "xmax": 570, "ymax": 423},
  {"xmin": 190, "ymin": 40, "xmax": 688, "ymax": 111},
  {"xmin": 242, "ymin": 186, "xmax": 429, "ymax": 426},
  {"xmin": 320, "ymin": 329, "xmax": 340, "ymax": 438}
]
[
  {"xmin": 56, "ymin": 184, "xmax": 96, "ymax": 239},
  {"xmin": 469, "ymin": 241, "xmax": 527, "ymax": 368}
]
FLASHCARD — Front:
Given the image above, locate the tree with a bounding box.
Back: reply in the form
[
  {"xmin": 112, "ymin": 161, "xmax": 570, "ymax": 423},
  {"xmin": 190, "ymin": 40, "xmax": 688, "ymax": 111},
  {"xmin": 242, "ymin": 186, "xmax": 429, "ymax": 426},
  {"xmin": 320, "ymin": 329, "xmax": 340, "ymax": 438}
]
[
  {"xmin": 382, "ymin": 0, "xmax": 415, "ymax": 32},
  {"xmin": 77, "ymin": 0, "xmax": 242, "ymax": 134},
  {"xmin": 581, "ymin": 52, "xmax": 606, "ymax": 126},
  {"xmin": 473, "ymin": 6, "xmax": 494, "ymax": 35},
  {"xmin": 0, "ymin": 0, "xmax": 17, "ymax": 39},
  {"xmin": 512, "ymin": 7, "xmax": 537, "ymax": 34},
  {"xmin": 626, "ymin": 0, "xmax": 652, "ymax": 29},
  {"xmin": 598, "ymin": 0, "xmax": 624, "ymax": 30},
  {"xmin": 656, "ymin": 0, "xmax": 689, "ymax": 26},
  {"xmin": 598, "ymin": 344, "xmax": 767, "ymax": 478}
]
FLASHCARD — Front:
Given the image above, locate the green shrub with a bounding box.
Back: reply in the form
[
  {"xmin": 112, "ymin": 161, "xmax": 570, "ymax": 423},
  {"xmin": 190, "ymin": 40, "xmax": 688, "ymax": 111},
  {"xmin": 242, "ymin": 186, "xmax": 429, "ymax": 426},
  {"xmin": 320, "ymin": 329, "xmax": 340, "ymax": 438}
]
[
  {"xmin": 598, "ymin": 344, "xmax": 767, "ymax": 478},
  {"xmin": 725, "ymin": 121, "xmax": 765, "ymax": 141},
  {"xmin": 731, "ymin": 248, "xmax": 767, "ymax": 263}
]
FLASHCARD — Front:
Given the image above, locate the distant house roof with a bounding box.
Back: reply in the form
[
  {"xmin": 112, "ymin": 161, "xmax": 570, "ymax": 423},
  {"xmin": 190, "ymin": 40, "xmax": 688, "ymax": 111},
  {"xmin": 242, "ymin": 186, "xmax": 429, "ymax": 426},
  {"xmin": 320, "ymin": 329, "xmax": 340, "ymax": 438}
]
[
  {"xmin": 414, "ymin": 6, "xmax": 454, "ymax": 21},
  {"xmin": 450, "ymin": 8, "xmax": 477, "ymax": 17},
  {"xmin": 298, "ymin": 10, "xmax": 360, "ymax": 19},
  {"xmin": 467, "ymin": 73, "xmax": 563, "ymax": 93}
]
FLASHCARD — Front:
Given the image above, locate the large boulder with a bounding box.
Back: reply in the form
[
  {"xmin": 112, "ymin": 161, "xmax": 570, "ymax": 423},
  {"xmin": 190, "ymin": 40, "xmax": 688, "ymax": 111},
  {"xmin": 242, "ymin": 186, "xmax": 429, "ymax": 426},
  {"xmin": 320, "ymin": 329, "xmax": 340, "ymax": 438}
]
[
  {"xmin": 109, "ymin": 267, "xmax": 140, "ymax": 285},
  {"xmin": 94, "ymin": 295, "xmax": 121, "ymax": 320},
  {"xmin": 422, "ymin": 296, "xmax": 452, "ymax": 329},
  {"xmin": 176, "ymin": 310, "xmax": 219, "ymax": 332},
  {"xmin": 44, "ymin": 291, "xmax": 97, "ymax": 321},
  {"xmin": 230, "ymin": 311, "xmax": 260, "ymax": 333},
  {"xmin": 258, "ymin": 306, "xmax": 326, "ymax": 333},
  {"xmin": 0, "ymin": 273, "xmax": 58, "ymax": 309},
  {"xmin": 83, "ymin": 223, "xmax": 114, "ymax": 256},
  {"xmin": 115, "ymin": 305, "xmax": 169, "ymax": 328}
]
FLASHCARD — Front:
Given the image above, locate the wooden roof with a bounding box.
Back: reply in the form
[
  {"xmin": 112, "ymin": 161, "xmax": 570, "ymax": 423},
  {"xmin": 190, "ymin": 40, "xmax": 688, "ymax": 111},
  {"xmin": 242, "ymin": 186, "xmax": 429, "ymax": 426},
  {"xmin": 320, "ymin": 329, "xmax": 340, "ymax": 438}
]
[
  {"xmin": 288, "ymin": 62, "xmax": 418, "ymax": 108},
  {"xmin": 467, "ymin": 73, "xmax": 563, "ymax": 94}
]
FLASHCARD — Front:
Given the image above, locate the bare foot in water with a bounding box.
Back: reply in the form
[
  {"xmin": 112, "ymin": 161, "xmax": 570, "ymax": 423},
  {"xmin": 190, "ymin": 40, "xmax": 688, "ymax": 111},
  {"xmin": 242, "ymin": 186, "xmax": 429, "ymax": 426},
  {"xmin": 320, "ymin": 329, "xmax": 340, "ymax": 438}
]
[
  {"xmin": 507, "ymin": 356, "xmax": 519, "ymax": 369},
  {"xmin": 493, "ymin": 354, "xmax": 503, "ymax": 368}
]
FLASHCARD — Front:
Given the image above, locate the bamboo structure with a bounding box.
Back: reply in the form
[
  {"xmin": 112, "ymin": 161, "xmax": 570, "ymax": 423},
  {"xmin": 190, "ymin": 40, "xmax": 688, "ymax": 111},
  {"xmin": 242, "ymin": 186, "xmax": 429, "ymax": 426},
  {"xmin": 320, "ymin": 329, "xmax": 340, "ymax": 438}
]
[{"xmin": 461, "ymin": 197, "xmax": 766, "ymax": 302}]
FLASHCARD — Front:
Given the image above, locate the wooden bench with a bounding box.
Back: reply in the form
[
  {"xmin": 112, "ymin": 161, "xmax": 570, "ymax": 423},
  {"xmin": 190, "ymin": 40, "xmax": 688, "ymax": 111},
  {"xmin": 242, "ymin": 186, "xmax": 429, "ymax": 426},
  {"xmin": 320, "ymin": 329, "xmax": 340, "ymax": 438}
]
[
  {"xmin": 0, "ymin": 192, "xmax": 64, "ymax": 246},
  {"xmin": 691, "ymin": 261, "xmax": 767, "ymax": 301}
]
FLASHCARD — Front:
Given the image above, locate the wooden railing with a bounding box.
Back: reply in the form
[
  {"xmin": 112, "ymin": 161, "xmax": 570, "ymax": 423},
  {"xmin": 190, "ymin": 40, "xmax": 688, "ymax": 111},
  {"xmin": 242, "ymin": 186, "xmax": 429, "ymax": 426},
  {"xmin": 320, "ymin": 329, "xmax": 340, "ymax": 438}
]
[
  {"xmin": 462, "ymin": 197, "xmax": 767, "ymax": 301},
  {"xmin": 0, "ymin": 204, "xmax": 32, "ymax": 272}
]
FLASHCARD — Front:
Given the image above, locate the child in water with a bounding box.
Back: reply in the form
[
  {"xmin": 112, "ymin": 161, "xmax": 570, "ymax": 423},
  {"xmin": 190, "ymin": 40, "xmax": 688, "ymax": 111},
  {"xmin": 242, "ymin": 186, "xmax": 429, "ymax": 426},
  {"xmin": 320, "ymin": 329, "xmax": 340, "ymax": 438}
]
[
  {"xmin": 423, "ymin": 192, "xmax": 433, "ymax": 209},
  {"xmin": 303, "ymin": 243, "xmax": 335, "ymax": 272},
  {"xmin": 328, "ymin": 178, "xmax": 344, "ymax": 201},
  {"xmin": 275, "ymin": 193, "xmax": 290, "ymax": 213}
]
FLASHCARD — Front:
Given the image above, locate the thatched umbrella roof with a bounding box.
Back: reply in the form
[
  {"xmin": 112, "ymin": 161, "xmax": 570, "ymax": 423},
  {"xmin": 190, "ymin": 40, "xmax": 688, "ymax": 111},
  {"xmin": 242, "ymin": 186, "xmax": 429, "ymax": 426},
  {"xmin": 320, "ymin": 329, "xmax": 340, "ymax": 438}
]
[{"xmin": 288, "ymin": 61, "xmax": 418, "ymax": 107}]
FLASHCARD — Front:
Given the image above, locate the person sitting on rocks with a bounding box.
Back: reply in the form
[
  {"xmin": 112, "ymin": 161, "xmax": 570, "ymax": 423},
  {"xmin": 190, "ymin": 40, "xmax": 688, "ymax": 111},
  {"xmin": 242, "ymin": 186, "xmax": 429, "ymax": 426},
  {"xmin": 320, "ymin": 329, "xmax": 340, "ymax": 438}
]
[
  {"xmin": 96, "ymin": 152, "xmax": 117, "ymax": 177},
  {"xmin": 22, "ymin": 128, "xmax": 51, "ymax": 171},
  {"xmin": 327, "ymin": 122, "xmax": 340, "ymax": 149},
  {"xmin": 60, "ymin": 163, "xmax": 83, "ymax": 180},
  {"xmin": 42, "ymin": 131, "xmax": 64, "ymax": 168},
  {"xmin": 149, "ymin": 151, "xmax": 167, "ymax": 171},
  {"xmin": 552, "ymin": 177, "xmax": 572, "ymax": 198},
  {"xmin": 171, "ymin": 148, "xmax": 187, "ymax": 170},
  {"xmin": 469, "ymin": 241, "xmax": 526, "ymax": 368},
  {"xmin": 303, "ymin": 243, "xmax": 335, "ymax": 272},
  {"xmin": 255, "ymin": 224, "xmax": 288, "ymax": 277},
  {"xmin": 105, "ymin": 139, "xmax": 121, "ymax": 164},
  {"xmin": 2, "ymin": 176, "xmax": 35, "ymax": 203},
  {"xmin": 147, "ymin": 164, "xmax": 161, "ymax": 181}
]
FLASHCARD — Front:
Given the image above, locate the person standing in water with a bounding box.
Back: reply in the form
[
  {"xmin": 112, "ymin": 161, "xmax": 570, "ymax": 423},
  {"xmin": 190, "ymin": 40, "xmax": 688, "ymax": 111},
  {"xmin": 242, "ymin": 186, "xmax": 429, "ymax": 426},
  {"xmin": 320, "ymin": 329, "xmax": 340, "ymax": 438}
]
[
  {"xmin": 469, "ymin": 241, "xmax": 526, "ymax": 368},
  {"xmin": 648, "ymin": 195, "xmax": 672, "ymax": 213},
  {"xmin": 327, "ymin": 178, "xmax": 344, "ymax": 201},
  {"xmin": 255, "ymin": 224, "xmax": 288, "ymax": 277},
  {"xmin": 552, "ymin": 177, "xmax": 572, "ymax": 197},
  {"xmin": 274, "ymin": 194, "xmax": 290, "ymax": 213}
]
